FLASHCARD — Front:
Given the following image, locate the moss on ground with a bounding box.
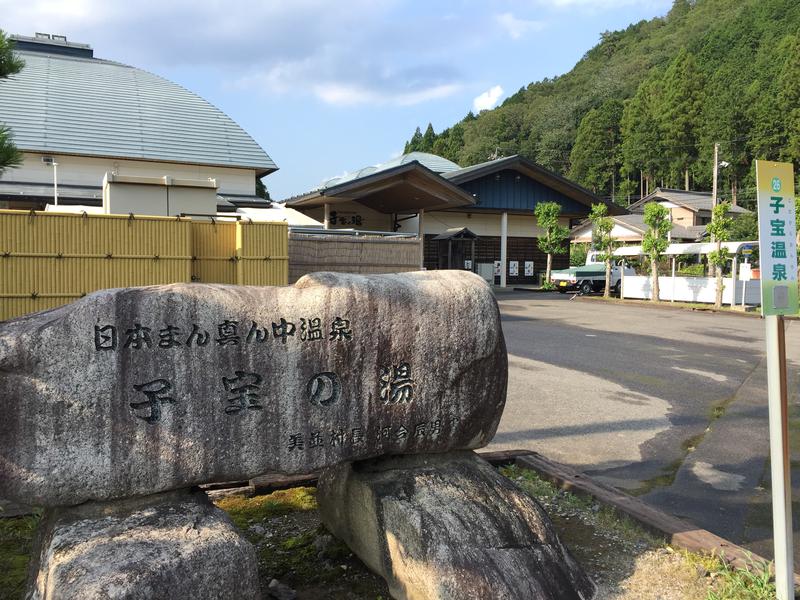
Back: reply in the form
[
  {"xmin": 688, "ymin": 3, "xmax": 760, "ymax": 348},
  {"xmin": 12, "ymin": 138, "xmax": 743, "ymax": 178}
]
[
  {"xmin": 0, "ymin": 512, "xmax": 40, "ymax": 600},
  {"xmin": 215, "ymin": 486, "xmax": 317, "ymax": 531},
  {"xmin": 215, "ymin": 488, "xmax": 388, "ymax": 599}
]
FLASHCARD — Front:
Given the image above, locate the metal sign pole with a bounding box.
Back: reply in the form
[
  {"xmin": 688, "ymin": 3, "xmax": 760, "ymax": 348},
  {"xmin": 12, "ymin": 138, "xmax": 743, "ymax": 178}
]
[
  {"xmin": 766, "ymin": 314, "xmax": 793, "ymax": 599},
  {"xmin": 755, "ymin": 160, "xmax": 798, "ymax": 599}
]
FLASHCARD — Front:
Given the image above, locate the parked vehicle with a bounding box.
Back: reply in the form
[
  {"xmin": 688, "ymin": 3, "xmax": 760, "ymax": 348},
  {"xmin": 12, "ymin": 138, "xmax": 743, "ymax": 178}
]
[{"xmin": 550, "ymin": 252, "xmax": 635, "ymax": 295}]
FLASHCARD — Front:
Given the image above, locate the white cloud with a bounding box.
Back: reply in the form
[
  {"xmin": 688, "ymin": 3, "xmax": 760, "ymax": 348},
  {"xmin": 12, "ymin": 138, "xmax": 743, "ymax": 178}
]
[
  {"xmin": 473, "ymin": 85, "xmax": 504, "ymax": 112},
  {"xmin": 313, "ymin": 82, "xmax": 460, "ymax": 107},
  {"xmin": 3, "ymin": 0, "xmax": 467, "ymax": 108},
  {"xmin": 495, "ymin": 13, "xmax": 545, "ymax": 40}
]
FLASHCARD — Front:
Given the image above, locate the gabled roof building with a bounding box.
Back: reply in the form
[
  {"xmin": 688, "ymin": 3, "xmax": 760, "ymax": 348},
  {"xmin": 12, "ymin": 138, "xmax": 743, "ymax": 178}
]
[
  {"xmin": 628, "ymin": 188, "xmax": 750, "ymax": 227},
  {"xmin": 285, "ymin": 153, "xmax": 626, "ymax": 286}
]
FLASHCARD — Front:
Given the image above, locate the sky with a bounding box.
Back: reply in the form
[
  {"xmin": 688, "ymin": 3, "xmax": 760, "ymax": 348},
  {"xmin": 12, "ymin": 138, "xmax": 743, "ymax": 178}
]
[{"xmin": 1, "ymin": 0, "xmax": 672, "ymax": 200}]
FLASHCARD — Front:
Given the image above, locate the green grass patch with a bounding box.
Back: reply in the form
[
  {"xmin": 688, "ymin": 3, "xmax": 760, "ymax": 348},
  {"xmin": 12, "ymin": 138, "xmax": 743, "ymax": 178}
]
[{"xmin": 683, "ymin": 551, "xmax": 776, "ymax": 600}]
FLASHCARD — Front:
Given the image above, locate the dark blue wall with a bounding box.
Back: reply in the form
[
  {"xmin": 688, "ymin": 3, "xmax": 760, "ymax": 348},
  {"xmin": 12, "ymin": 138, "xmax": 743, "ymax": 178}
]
[{"xmin": 457, "ymin": 169, "xmax": 589, "ymax": 214}]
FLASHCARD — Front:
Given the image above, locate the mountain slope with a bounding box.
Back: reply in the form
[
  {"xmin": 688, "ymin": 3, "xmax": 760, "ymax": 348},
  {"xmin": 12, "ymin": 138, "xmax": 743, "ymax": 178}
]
[{"xmin": 404, "ymin": 0, "xmax": 800, "ymax": 206}]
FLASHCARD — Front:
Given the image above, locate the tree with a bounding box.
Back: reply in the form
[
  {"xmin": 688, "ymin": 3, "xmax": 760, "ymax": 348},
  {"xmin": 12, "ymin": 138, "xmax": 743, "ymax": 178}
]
[
  {"xmin": 620, "ymin": 76, "xmax": 664, "ymax": 196},
  {"xmin": 421, "ymin": 123, "xmax": 436, "ymax": 152},
  {"xmin": 534, "ymin": 202, "xmax": 570, "ymax": 284},
  {"xmin": 589, "ymin": 204, "xmax": 619, "ymax": 298},
  {"xmin": 0, "ymin": 31, "xmax": 24, "ymax": 176},
  {"xmin": 569, "ymin": 99, "xmax": 623, "ymax": 199},
  {"xmin": 658, "ymin": 49, "xmax": 704, "ymax": 189},
  {"xmin": 570, "ymin": 242, "xmax": 589, "ymax": 267},
  {"xmin": 707, "ymin": 202, "xmax": 733, "ymax": 308},
  {"xmin": 728, "ymin": 212, "xmax": 758, "ymax": 242},
  {"xmin": 404, "ymin": 127, "xmax": 423, "ymax": 153},
  {"xmin": 255, "ymin": 177, "xmax": 271, "ymax": 200},
  {"xmin": 777, "ymin": 35, "xmax": 800, "ymax": 167},
  {"xmin": 642, "ymin": 203, "xmax": 670, "ymax": 301}
]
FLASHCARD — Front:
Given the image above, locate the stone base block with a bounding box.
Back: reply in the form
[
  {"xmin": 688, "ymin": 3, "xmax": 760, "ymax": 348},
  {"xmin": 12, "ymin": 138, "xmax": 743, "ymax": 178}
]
[
  {"xmin": 27, "ymin": 489, "xmax": 261, "ymax": 600},
  {"xmin": 317, "ymin": 451, "xmax": 595, "ymax": 600}
]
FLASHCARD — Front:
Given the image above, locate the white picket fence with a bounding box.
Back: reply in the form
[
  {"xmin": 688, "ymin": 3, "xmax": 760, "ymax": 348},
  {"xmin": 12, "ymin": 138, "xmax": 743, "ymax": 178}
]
[{"xmin": 622, "ymin": 275, "xmax": 762, "ymax": 305}]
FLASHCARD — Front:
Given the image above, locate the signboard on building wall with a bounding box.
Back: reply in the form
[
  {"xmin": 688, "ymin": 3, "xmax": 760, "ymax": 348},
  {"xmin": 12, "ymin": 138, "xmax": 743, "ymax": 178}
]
[
  {"xmin": 493, "ymin": 261, "xmax": 501, "ymax": 276},
  {"xmin": 464, "ymin": 260, "xmax": 473, "ymax": 270},
  {"xmin": 509, "ymin": 261, "xmax": 519, "ymax": 276},
  {"xmin": 755, "ymin": 161, "xmax": 798, "ymax": 316},
  {"xmin": 524, "ymin": 261, "xmax": 534, "ymax": 276}
]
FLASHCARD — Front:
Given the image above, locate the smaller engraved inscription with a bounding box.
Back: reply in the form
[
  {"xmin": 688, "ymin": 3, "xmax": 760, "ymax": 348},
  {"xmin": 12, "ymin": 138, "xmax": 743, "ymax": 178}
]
[
  {"xmin": 158, "ymin": 325, "xmax": 182, "ymax": 349},
  {"xmin": 124, "ymin": 324, "xmax": 153, "ymax": 349},
  {"xmin": 300, "ymin": 318, "xmax": 323, "ymax": 341},
  {"xmin": 246, "ymin": 321, "xmax": 268, "ymax": 343},
  {"xmin": 288, "ymin": 433, "xmax": 304, "ymax": 451},
  {"xmin": 216, "ymin": 320, "xmax": 240, "ymax": 346},
  {"xmin": 329, "ymin": 317, "xmax": 352, "ymax": 341},
  {"xmin": 272, "ymin": 318, "xmax": 296, "ymax": 344},
  {"xmin": 186, "ymin": 324, "xmax": 210, "ymax": 346},
  {"xmin": 94, "ymin": 325, "xmax": 117, "ymax": 351}
]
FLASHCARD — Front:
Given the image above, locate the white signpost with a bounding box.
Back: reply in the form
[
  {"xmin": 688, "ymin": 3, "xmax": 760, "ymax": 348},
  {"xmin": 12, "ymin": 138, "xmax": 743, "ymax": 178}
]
[{"xmin": 755, "ymin": 160, "xmax": 798, "ymax": 600}]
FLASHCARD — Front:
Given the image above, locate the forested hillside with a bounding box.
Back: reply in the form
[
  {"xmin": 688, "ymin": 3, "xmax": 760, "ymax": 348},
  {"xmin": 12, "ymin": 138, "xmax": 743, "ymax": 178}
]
[{"xmin": 404, "ymin": 0, "xmax": 800, "ymax": 207}]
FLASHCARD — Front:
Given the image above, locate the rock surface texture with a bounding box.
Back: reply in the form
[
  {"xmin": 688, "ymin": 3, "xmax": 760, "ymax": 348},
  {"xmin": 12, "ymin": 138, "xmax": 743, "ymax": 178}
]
[
  {"xmin": 0, "ymin": 271, "xmax": 506, "ymax": 505},
  {"xmin": 27, "ymin": 489, "xmax": 261, "ymax": 600},
  {"xmin": 317, "ymin": 451, "xmax": 596, "ymax": 600}
]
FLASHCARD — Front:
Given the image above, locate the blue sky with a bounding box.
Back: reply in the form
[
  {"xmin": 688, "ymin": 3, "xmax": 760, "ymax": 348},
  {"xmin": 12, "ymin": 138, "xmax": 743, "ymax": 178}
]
[{"xmin": 2, "ymin": 0, "xmax": 671, "ymax": 199}]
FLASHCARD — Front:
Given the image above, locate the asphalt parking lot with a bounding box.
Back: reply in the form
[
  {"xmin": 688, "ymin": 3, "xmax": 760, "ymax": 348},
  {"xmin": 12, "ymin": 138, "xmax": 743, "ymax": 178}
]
[{"xmin": 488, "ymin": 292, "xmax": 800, "ymax": 566}]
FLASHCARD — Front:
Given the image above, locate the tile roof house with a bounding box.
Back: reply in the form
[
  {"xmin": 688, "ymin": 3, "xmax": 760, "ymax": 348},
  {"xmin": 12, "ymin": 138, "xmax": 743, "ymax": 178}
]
[{"xmin": 627, "ymin": 188, "xmax": 750, "ymax": 229}]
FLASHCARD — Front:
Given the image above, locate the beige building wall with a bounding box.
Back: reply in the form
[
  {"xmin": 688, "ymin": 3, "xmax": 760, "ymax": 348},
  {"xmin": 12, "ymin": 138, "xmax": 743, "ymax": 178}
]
[
  {"xmin": 6, "ymin": 152, "xmax": 257, "ymax": 196},
  {"xmin": 397, "ymin": 211, "xmax": 569, "ymax": 237},
  {"xmin": 670, "ymin": 206, "xmax": 696, "ymax": 226}
]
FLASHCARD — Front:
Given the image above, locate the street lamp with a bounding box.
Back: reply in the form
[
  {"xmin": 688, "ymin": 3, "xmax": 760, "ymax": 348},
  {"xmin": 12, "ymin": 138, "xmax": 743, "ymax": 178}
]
[{"xmin": 41, "ymin": 156, "xmax": 59, "ymax": 205}]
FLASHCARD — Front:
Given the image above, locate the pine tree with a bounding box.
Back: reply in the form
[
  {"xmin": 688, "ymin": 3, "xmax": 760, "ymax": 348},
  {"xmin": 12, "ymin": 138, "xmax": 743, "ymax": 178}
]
[
  {"xmin": 421, "ymin": 123, "xmax": 436, "ymax": 152},
  {"xmin": 0, "ymin": 31, "xmax": 24, "ymax": 175},
  {"xmin": 620, "ymin": 76, "xmax": 663, "ymax": 196},
  {"xmin": 777, "ymin": 35, "xmax": 800, "ymax": 167},
  {"xmin": 658, "ymin": 49, "xmax": 704, "ymax": 189},
  {"xmin": 569, "ymin": 99, "xmax": 623, "ymax": 198},
  {"xmin": 404, "ymin": 127, "xmax": 423, "ymax": 153}
]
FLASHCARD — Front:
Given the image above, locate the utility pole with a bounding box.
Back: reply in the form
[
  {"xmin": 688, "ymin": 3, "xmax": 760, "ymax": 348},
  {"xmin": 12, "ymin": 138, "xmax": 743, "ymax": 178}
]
[
  {"xmin": 709, "ymin": 143, "xmax": 719, "ymax": 278},
  {"xmin": 711, "ymin": 142, "xmax": 719, "ymax": 210}
]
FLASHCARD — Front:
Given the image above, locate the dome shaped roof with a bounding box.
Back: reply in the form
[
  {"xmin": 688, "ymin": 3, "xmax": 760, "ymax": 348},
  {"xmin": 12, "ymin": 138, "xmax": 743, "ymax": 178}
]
[
  {"xmin": 318, "ymin": 152, "xmax": 460, "ymax": 190},
  {"xmin": 0, "ymin": 49, "xmax": 277, "ymax": 174},
  {"xmin": 380, "ymin": 152, "xmax": 461, "ymax": 174}
]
